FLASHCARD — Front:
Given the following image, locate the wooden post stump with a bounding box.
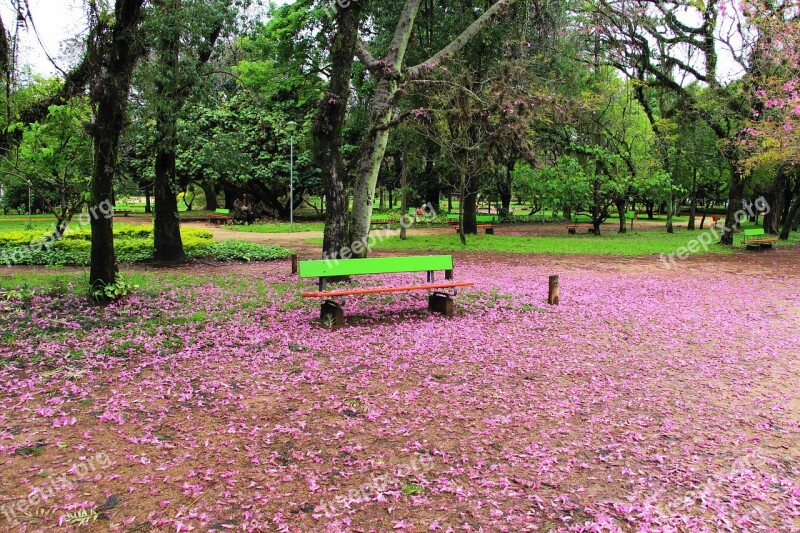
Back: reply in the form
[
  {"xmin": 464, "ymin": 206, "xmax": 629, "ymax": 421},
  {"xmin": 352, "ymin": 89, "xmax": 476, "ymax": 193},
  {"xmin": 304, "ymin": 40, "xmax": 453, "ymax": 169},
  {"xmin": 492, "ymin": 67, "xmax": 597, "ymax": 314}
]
[
  {"xmin": 291, "ymin": 254, "xmax": 298, "ymax": 274},
  {"xmin": 321, "ymin": 301, "xmax": 344, "ymax": 327},
  {"xmin": 429, "ymin": 294, "xmax": 454, "ymax": 317},
  {"xmin": 548, "ymin": 275, "xmax": 559, "ymax": 305}
]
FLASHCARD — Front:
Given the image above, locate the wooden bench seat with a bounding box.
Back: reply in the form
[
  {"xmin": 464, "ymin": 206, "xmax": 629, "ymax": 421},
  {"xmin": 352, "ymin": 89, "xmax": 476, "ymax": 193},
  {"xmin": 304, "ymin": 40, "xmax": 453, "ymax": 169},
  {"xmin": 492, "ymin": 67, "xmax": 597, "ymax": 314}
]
[
  {"xmin": 298, "ymin": 255, "xmax": 473, "ymax": 325},
  {"xmin": 743, "ymin": 228, "xmax": 777, "ymax": 249},
  {"xmin": 113, "ymin": 210, "xmax": 131, "ymax": 217}
]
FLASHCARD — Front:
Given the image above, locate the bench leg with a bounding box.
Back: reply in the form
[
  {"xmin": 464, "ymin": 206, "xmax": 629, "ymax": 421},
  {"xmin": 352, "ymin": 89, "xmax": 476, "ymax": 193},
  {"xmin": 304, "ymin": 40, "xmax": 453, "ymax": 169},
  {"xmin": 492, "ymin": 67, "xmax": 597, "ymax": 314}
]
[
  {"xmin": 428, "ymin": 293, "xmax": 454, "ymax": 317},
  {"xmin": 568, "ymin": 228, "xmax": 576, "ymax": 234},
  {"xmin": 484, "ymin": 227, "xmax": 494, "ymax": 235},
  {"xmin": 321, "ymin": 301, "xmax": 344, "ymax": 327}
]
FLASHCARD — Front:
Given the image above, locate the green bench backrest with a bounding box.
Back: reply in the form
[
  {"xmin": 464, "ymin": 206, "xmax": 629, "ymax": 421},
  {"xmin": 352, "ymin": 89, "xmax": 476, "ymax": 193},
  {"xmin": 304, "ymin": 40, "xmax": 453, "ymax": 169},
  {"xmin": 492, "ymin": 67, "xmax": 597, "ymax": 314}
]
[
  {"xmin": 625, "ymin": 211, "xmax": 636, "ymax": 219},
  {"xmin": 215, "ymin": 208, "xmax": 230, "ymax": 214},
  {"xmin": 371, "ymin": 214, "xmax": 390, "ymax": 221},
  {"xmin": 446, "ymin": 214, "xmax": 497, "ymax": 222},
  {"xmin": 743, "ymin": 228, "xmax": 765, "ymax": 236},
  {"xmin": 299, "ymin": 255, "xmax": 453, "ymax": 278},
  {"xmin": 573, "ymin": 215, "xmax": 593, "ymax": 223}
]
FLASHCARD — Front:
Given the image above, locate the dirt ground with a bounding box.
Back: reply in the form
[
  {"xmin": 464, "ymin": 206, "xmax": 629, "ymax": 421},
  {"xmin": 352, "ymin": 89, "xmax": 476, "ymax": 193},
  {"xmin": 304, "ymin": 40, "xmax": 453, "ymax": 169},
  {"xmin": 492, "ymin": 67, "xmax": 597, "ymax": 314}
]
[{"xmin": 2, "ymin": 220, "xmax": 799, "ymax": 532}]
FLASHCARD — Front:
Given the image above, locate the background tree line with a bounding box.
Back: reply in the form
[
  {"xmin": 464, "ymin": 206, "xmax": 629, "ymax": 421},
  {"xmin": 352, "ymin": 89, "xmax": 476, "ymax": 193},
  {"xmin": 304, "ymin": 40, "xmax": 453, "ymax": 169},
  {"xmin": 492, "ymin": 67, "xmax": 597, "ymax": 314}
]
[{"xmin": 0, "ymin": 0, "xmax": 797, "ymax": 296}]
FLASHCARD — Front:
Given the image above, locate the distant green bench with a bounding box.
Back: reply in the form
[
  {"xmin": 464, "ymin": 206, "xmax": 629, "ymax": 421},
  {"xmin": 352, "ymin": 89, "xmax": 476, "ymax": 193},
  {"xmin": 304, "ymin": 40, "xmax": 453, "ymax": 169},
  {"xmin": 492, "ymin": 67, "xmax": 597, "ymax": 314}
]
[
  {"xmin": 210, "ymin": 208, "xmax": 231, "ymax": 225},
  {"xmin": 566, "ymin": 215, "xmax": 594, "ymax": 234},
  {"xmin": 299, "ymin": 255, "xmax": 474, "ymax": 325},
  {"xmin": 114, "ymin": 205, "xmax": 131, "ymax": 216},
  {"xmin": 449, "ymin": 214, "xmax": 497, "ymax": 234},
  {"xmin": 625, "ymin": 210, "xmax": 638, "ymax": 230},
  {"xmin": 370, "ymin": 214, "xmax": 392, "ymax": 227},
  {"xmin": 743, "ymin": 228, "xmax": 777, "ymax": 249}
]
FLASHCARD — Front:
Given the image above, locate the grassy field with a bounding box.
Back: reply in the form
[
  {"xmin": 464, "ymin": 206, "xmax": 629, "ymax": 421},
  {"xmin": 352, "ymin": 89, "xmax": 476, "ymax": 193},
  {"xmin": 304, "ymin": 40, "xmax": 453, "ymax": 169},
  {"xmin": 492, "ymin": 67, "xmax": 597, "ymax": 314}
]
[
  {"xmin": 228, "ymin": 222, "xmax": 326, "ymax": 233},
  {"xmin": 345, "ymin": 224, "xmax": 800, "ymax": 257}
]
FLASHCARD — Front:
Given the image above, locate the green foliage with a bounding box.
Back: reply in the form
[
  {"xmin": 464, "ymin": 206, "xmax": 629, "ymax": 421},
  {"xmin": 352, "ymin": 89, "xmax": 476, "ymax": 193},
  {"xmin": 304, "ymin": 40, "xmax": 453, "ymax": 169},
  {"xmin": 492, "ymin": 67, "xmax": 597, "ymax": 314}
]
[
  {"xmin": 204, "ymin": 241, "xmax": 292, "ymax": 261},
  {"xmin": 0, "ymin": 223, "xmax": 289, "ymax": 266},
  {"xmin": 1, "ymin": 98, "xmax": 93, "ymax": 218},
  {"xmin": 91, "ymin": 275, "xmax": 139, "ymax": 303}
]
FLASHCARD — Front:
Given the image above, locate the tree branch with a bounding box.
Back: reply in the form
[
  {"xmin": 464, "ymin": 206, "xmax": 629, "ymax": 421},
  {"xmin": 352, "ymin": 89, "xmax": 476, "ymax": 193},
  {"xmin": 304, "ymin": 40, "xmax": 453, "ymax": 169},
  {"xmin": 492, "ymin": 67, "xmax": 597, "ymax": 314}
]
[{"xmin": 407, "ymin": 0, "xmax": 518, "ymax": 79}]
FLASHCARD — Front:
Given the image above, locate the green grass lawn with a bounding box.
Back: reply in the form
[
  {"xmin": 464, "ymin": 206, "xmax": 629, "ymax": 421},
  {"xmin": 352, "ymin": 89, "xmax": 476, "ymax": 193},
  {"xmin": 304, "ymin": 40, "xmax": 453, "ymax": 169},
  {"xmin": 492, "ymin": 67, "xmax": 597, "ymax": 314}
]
[
  {"xmin": 317, "ymin": 224, "xmax": 800, "ymax": 257},
  {"xmin": 0, "ymin": 215, "xmax": 58, "ymax": 231},
  {"xmin": 228, "ymin": 222, "xmax": 326, "ymax": 233}
]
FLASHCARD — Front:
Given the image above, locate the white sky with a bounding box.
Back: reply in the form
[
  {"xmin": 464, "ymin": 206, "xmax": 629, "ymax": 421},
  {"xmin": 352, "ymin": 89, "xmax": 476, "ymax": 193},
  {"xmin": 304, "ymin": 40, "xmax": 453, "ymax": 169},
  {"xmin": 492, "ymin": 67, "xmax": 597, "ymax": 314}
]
[
  {"xmin": 0, "ymin": 0, "xmax": 87, "ymax": 77},
  {"xmin": 3, "ymin": 0, "xmax": 741, "ymax": 82}
]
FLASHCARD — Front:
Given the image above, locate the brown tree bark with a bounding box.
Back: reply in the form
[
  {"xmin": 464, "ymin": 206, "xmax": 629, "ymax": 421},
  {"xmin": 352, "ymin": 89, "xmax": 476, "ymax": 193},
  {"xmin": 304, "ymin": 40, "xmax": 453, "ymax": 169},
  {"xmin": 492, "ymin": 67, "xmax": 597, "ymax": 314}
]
[
  {"xmin": 312, "ymin": 0, "xmax": 363, "ymax": 259},
  {"xmin": 89, "ymin": 0, "xmax": 146, "ymax": 292},
  {"xmin": 153, "ymin": 0, "xmax": 186, "ymax": 262}
]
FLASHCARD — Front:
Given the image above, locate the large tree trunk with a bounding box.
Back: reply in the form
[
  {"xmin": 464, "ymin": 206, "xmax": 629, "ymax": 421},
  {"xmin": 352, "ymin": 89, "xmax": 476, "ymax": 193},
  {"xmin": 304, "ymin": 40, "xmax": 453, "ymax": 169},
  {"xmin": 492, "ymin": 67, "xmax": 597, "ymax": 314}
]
[
  {"xmin": 498, "ymin": 161, "xmax": 514, "ymax": 215},
  {"xmin": 312, "ymin": 0, "xmax": 362, "ymax": 259},
  {"xmin": 346, "ymin": 0, "xmax": 519, "ymax": 255},
  {"xmin": 350, "ymin": 79, "xmax": 397, "ymax": 254},
  {"xmin": 89, "ymin": 0, "xmax": 146, "ymax": 292},
  {"xmin": 152, "ymin": 0, "xmax": 186, "ymax": 262},
  {"xmin": 201, "ymin": 180, "xmax": 218, "ymax": 211},
  {"xmin": 720, "ymin": 170, "xmax": 746, "ymax": 245},
  {"xmin": 779, "ymin": 176, "xmax": 800, "ymax": 240},
  {"xmin": 764, "ymin": 170, "xmax": 785, "ymax": 234}
]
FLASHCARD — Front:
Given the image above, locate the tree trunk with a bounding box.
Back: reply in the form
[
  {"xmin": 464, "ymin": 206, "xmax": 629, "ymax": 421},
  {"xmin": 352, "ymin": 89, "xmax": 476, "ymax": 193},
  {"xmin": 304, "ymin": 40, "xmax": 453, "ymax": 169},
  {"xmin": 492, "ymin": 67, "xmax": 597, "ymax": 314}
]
[
  {"xmin": 616, "ymin": 198, "xmax": 626, "ymax": 233},
  {"xmin": 312, "ymin": 0, "xmax": 362, "ymax": 259},
  {"xmin": 462, "ymin": 172, "xmax": 478, "ymax": 234},
  {"xmin": 144, "ymin": 184, "xmax": 152, "ymax": 213},
  {"xmin": 350, "ymin": 77, "xmax": 396, "ymax": 255},
  {"xmin": 400, "ymin": 152, "xmax": 408, "ymax": 240},
  {"xmin": 347, "ymin": 0, "xmax": 519, "ymax": 254},
  {"xmin": 591, "ymin": 177, "xmax": 601, "ymax": 235},
  {"xmin": 779, "ymin": 177, "xmax": 800, "ymax": 240},
  {"xmin": 201, "ymin": 180, "xmax": 218, "ymax": 211},
  {"xmin": 720, "ymin": 170, "xmax": 746, "ymax": 245},
  {"xmin": 688, "ymin": 167, "xmax": 697, "ymax": 230},
  {"xmin": 458, "ymin": 169, "xmax": 466, "ymax": 245},
  {"xmin": 665, "ymin": 181, "xmax": 674, "ymax": 233},
  {"xmin": 499, "ymin": 162, "xmax": 514, "ymax": 215},
  {"xmin": 764, "ymin": 171, "xmax": 785, "ymax": 234},
  {"xmin": 89, "ymin": 0, "xmax": 146, "ymax": 293},
  {"xmin": 152, "ymin": 2, "xmax": 186, "ymax": 263}
]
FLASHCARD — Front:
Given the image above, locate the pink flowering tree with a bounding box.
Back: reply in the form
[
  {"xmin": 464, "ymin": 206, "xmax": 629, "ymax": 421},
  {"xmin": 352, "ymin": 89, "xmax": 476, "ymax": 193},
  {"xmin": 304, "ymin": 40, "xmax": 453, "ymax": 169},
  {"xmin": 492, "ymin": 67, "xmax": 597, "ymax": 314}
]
[{"xmin": 596, "ymin": 0, "xmax": 799, "ymax": 243}]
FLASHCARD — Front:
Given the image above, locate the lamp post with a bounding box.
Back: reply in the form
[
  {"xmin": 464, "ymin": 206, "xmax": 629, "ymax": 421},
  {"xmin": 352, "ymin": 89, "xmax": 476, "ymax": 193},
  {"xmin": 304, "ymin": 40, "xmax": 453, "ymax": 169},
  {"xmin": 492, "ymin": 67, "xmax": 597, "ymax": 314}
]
[{"xmin": 286, "ymin": 121, "xmax": 298, "ymax": 232}]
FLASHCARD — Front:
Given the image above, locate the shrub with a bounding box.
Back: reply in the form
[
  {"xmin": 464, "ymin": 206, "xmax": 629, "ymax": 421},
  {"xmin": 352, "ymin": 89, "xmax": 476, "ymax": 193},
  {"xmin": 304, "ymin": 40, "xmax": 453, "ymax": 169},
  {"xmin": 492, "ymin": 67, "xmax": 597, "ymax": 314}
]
[
  {"xmin": 200, "ymin": 241, "xmax": 292, "ymax": 262},
  {"xmin": 0, "ymin": 225, "xmax": 288, "ymax": 266}
]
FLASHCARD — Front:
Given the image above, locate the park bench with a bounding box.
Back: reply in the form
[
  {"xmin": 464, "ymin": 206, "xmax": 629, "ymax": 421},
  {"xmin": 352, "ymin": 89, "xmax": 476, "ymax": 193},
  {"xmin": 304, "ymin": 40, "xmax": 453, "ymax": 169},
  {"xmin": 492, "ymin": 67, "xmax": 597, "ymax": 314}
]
[
  {"xmin": 299, "ymin": 254, "xmax": 474, "ymax": 325},
  {"xmin": 208, "ymin": 208, "xmax": 231, "ymax": 225},
  {"xmin": 114, "ymin": 205, "xmax": 131, "ymax": 217},
  {"xmin": 565, "ymin": 215, "xmax": 594, "ymax": 234},
  {"xmin": 448, "ymin": 214, "xmax": 497, "ymax": 234},
  {"xmin": 743, "ymin": 228, "xmax": 777, "ymax": 249},
  {"xmin": 370, "ymin": 215, "xmax": 392, "ymax": 227}
]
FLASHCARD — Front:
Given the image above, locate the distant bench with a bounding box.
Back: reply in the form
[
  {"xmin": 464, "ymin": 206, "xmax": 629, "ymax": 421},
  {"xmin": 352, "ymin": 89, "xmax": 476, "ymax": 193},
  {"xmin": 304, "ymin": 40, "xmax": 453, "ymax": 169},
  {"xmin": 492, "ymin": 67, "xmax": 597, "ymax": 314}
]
[
  {"xmin": 299, "ymin": 255, "xmax": 474, "ymax": 325},
  {"xmin": 565, "ymin": 215, "xmax": 594, "ymax": 234},
  {"xmin": 743, "ymin": 228, "xmax": 777, "ymax": 249},
  {"xmin": 182, "ymin": 208, "xmax": 231, "ymax": 225},
  {"xmin": 447, "ymin": 214, "xmax": 497, "ymax": 234},
  {"xmin": 114, "ymin": 205, "xmax": 132, "ymax": 217}
]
